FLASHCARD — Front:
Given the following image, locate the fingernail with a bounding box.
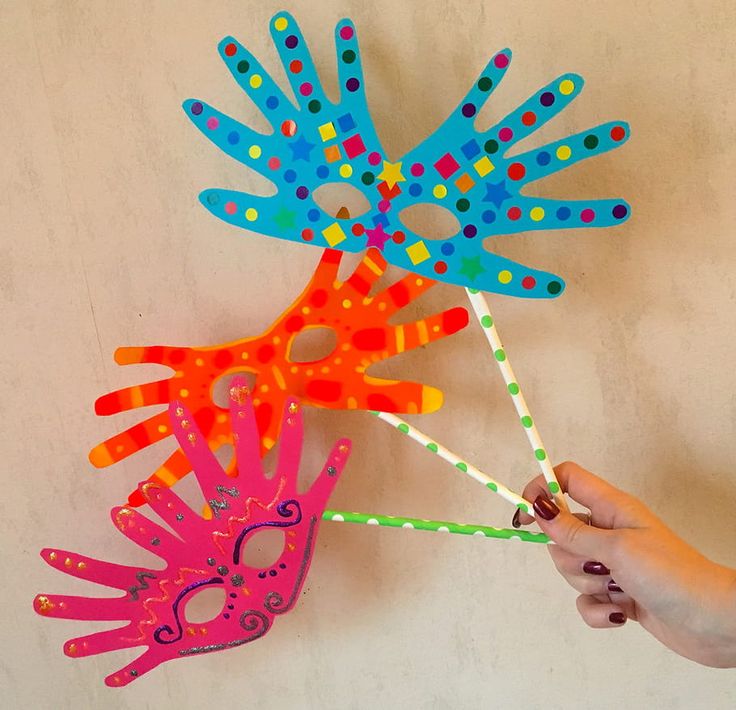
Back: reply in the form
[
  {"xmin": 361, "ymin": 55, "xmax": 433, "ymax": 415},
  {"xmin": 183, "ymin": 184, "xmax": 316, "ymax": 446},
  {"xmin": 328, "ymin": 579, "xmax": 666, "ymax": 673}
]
[
  {"xmin": 608, "ymin": 580, "xmax": 623, "ymax": 593},
  {"xmin": 533, "ymin": 495, "xmax": 559, "ymax": 521},
  {"xmin": 512, "ymin": 509, "xmax": 522, "ymax": 528},
  {"xmin": 609, "ymin": 612, "xmax": 626, "ymax": 625},
  {"xmin": 583, "ymin": 561, "xmax": 611, "ymax": 575}
]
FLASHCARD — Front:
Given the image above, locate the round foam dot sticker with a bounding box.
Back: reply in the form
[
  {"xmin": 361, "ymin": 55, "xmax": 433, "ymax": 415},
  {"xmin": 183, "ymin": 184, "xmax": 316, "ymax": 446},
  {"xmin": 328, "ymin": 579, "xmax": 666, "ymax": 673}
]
[
  {"xmin": 274, "ymin": 16, "xmax": 288, "ymax": 32},
  {"xmin": 559, "ymin": 79, "xmax": 575, "ymax": 95},
  {"xmin": 556, "ymin": 145, "xmax": 571, "ymax": 161},
  {"xmin": 245, "ymin": 208, "xmax": 258, "ymax": 221},
  {"xmin": 530, "ymin": 207, "xmax": 544, "ymax": 221},
  {"xmin": 433, "ymin": 184, "xmax": 448, "ymax": 199},
  {"xmin": 248, "ymin": 145, "xmax": 262, "ymax": 159},
  {"xmin": 249, "ymin": 74, "xmax": 263, "ymax": 89},
  {"xmin": 498, "ymin": 270, "xmax": 512, "ymax": 284},
  {"xmin": 339, "ymin": 164, "xmax": 353, "ymax": 178}
]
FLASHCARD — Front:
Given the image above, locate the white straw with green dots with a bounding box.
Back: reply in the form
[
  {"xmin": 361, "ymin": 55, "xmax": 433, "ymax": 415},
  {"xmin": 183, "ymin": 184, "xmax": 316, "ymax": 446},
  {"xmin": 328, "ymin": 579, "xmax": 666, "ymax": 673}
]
[
  {"xmin": 369, "ymin": 410, "xmax": 534, "ymax": 515},
  {"xmin": 464, "ymin": 288, "xmax": 568, "ymax": 512},
  {"xmin": 322, "ymin": 509, "xmax": 549, "ymax": 543}
]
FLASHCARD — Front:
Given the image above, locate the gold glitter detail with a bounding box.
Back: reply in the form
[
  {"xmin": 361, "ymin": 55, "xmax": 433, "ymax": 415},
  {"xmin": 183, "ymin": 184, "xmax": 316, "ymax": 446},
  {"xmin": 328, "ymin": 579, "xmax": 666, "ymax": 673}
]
[
  {"xmin": 187, "ymin": 433, "xmax": 197, "ymax": 444},
  {"xmin": 77, "ymin": 561, "xmax": 86, "ymax": 570},
  {"xmin": 49, "ymin": 551, "xmax": 57, "ymax": 561},
  {"xmin": 187, "ymin": 627, "xmax": 196, "ymax": 636},
  {"xmin": 67, "ymin": 643, "xmax": 78, "ymax": 656},
  {"xmin": 114, "ymin": 508, "xmax": 135, "ymax": 531},
  {"xmin": 175, "ymin": 407, "xmax": 185, "ymax": 417},
  {"xmin": 229, "ymin": 385, "xmax": 250, "ymax": 404},
  {"xmin": 36, "ymin": 596, "xmax": 55, "ymax": 615},
  {"xmin": 64, "ymin": 557, "xmax": 72, "ymax": 568},
  {"xmin": 181, "ymin": 419, "xmax": 191, "ymax": 429},
  {"xmin": 339, "ymin": 444, "xmax": 349, "ymax": 453},
  {"xmin": 288, "ymin": 402, "xmax": 299, "ymax": 414}
]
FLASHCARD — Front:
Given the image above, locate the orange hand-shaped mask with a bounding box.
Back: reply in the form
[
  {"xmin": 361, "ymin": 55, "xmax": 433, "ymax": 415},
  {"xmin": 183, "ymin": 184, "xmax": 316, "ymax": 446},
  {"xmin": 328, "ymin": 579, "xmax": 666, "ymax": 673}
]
[{"xmin": 90, "ymin": 248, "xmax": 468, "ymax": 505}]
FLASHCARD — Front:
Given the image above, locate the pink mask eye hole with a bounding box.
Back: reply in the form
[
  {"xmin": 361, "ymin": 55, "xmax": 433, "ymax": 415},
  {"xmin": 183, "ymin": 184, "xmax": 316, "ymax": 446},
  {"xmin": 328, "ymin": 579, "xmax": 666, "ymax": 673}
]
[
  {"xmin": 311, "ymin": 182, "xmax": 371, "ymax": 219},
  {"xmin": 240, "ymin": 528, "xmax": 286, "ymax": 568},
  {"xmin": 288, "ymin": 326, "xmax": 338, "ymax": 363},
  {"xmin": 398, "ymin": 203, "xmax": 460, "ymax": 240},
  {"xmin": 183, "ymin": 586, "xmax": 227, "ymax": 624}
]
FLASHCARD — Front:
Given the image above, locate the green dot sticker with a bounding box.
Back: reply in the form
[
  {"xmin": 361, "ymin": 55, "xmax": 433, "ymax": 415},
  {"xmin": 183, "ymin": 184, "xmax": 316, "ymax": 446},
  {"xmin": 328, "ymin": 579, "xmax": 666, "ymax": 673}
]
[
  {"xmin": 521, "ymin": 415, "xmax": 533, "ymax": 428},
  {"xmin": 398, "ymin": 423, "xmax": 409, "ymax": 434},
  {"xmin": 480, "ymin": 315, "xmax": 493, "ymax": 328},
  {"xmin": 494, "ymin": 349, "xmax": 506, "ymax": 362},
  {"xmin": 508, "ymin": 382, "xmax": 519, "ymax": 395},
  {"xmin": 455, "ymin": 462, "xmax": 468, "ymax": 472},
  {"xmin": 467, "ymin": 287, "xmax": 480, "ymax": 294},
  {"xmin": 548, "ymin": 481, "xmax": 560, "ymax": 494},
  {"xmin": 534, "ymin": 448, "xmax": 547, "ymax": 461},
  {"xmin": 517, "ymin": 503, "xmax": 529, "ymax": 513},
  {"xmin": 426, "ymin": 442, "xmax": 438, "ymax": 453},
  {"xmin": 486, "ymin": 481, "xmax": 498, "ymax": 492}
]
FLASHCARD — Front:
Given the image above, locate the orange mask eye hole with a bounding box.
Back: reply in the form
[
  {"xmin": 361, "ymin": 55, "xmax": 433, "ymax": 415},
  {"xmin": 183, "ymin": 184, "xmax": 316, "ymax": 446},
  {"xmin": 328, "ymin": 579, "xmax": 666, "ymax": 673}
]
[
  {"xmin": 312, "ymin": 182, "xmax": 371, "ymax": 219},
  {"xmin": 288, "ymin": 326, "xmax": 338, "ymax": 364},
  {"xmin": 398, "ymin": 203, "xmax": 460, "ymax": 240}
]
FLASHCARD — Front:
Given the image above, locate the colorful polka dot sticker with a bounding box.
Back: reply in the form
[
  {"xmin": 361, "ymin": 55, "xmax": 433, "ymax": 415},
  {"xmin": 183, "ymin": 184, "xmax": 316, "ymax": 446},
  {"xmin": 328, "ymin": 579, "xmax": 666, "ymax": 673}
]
[{"xmin": 184, "ymin": 11, "xmax": 630, "ymax": 299}]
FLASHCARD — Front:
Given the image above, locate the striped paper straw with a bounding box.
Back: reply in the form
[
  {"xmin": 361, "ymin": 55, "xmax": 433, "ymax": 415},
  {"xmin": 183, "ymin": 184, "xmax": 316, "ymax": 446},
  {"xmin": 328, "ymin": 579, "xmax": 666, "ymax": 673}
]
[
  {"xmin": 369, "ymin": 410, "xmax": 534, "ymax": 514},
  {"xmin": 465, "ymin": 288, "xmax": 568, "ymax": 512},
  {"xmin": 323, "ymin": 510, "xmax": 549, "ymax": 543}
]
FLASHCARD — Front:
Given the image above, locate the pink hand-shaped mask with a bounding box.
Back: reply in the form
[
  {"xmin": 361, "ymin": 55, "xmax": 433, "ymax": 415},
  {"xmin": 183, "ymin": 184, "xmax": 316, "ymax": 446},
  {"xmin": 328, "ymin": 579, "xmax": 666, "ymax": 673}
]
[{"xmin": 34, "ymin": 377, "xmax": 350, "ymax": 686}]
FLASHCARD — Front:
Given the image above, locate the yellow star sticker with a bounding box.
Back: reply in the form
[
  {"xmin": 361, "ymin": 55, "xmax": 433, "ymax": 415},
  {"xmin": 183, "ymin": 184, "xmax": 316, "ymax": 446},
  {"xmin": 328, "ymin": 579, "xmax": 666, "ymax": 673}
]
[{"xmin": 377, "ymin": 160, "xmax": 406, "ymax": 189}]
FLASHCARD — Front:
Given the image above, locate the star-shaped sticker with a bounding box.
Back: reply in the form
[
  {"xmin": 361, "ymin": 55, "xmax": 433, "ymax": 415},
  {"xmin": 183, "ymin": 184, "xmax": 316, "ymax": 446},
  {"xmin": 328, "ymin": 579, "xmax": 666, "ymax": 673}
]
[
  {"xmin": 459, "ymin": 255, "xmax": 486, "ymax": 281},
  {"xmin": 273, "ymin": 206, "xmax": 297, "ymax": 230},
  {"xmin": 364, "ymin": 223, "xmax": 391, "ymax": 251},
  {"xmin": 482, "ymin": 180, "xmax": 512, "ymax": 208},
  {"xmin": 288, "ymin": 135, "xmax": 315, "ymax": 162},
  {"xmin": 377, "ymin": 160, "xmax": 406, "ymax": 189}
]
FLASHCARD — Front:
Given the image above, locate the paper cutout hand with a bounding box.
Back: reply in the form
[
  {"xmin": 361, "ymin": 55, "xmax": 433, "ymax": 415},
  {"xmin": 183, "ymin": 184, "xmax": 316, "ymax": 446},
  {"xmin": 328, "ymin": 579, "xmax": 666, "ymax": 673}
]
[
  {"xmin": 35, "ymin": 380, "xmax": 350, "ymax": 686},
  {"xmin": 90, "ymin": 248, "xmax": 467, "ymax": 505},
  {"xmin": 186, "ymin": 11, "xmax": 630, "ymax": 298}
]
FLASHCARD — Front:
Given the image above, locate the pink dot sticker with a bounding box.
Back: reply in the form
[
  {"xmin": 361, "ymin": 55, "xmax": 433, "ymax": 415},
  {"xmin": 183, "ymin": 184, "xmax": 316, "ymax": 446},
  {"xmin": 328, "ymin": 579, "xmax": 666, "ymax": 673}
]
[
  {"xmin": 581, "ymin": 208, "xmax": 596, "ymax": 223},
  {"xmin": 378, "ymin": 199, "xmax": 391, "ymax": 213},
  {"xmin": 410, "ymin": 162, "xmax": 425, "ymax": 177},
  {"xmin": 299, "ymin": 82, "xmax": 313, "ymax": 96},
  {"xmin": 498, "ymin": 126, "xmax": 513, "ymax": 142},
  {"xmin": 494, "ymin": 53, "xmax": 509, "ymax": 69},
  {"xmin": 268, "ymin": 156, "xmax": 281, "ymax": 170},
  {"xmin": 368, "ymin": 151, "xmax": 382, "ymax": 166},
  {"xmin": 225, "ymin": 201, "xmax": 237, "ymax": 215},
  {"xmin": 206, "ymin": 117, "xmax": 219, "ymax": 130},
  {"xmin": 339, "ymin": 25, "xmax": 354, "ymax": 40}
]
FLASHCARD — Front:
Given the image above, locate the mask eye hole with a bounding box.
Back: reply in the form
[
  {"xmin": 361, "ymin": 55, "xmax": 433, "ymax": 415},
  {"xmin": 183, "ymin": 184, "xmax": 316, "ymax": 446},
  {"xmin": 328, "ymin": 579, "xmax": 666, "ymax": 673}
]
[
  {"xmin": 240, "ymin": 528, "xmax": 286, "ymax": 568},
  {"xmin": 398, "ymin": 203, "xmax": 460, "ymax": 240},
  {"xmin": 288, "ymin": 326, "xmax": 338, "ymax": 364},
  {"xmin": 184, "ymin": 586, "xmax": 226, "ymax": 624},
  {"xmin": 312, "ymin": 182, "xmax": 371, "ymax": 219}
]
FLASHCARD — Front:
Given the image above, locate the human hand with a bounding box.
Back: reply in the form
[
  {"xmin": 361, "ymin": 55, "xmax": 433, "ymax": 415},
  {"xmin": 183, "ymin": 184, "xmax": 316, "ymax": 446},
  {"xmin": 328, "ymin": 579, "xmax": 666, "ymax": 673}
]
[{"xmin": 515, "ymin": 461, "xmax": 736, "ymax": 668}]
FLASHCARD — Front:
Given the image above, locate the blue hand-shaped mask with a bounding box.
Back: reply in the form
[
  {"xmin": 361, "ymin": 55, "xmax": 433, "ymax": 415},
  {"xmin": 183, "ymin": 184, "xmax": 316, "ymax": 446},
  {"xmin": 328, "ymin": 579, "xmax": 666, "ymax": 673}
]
[{"xmin": 184, "ymin": 12, "xmax": 630, "ymax": 298}]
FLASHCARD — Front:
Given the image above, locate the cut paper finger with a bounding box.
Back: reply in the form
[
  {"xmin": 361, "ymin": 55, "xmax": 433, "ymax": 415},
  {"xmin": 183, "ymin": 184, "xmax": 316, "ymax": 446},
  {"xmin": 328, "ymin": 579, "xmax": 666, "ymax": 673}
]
[
  {"xmin": 187, "ymin": 11, "xmax": 630, "ymax": 296},
  {"xmin": 36, "ymin": 385, "xmax": 351, "ymax": 687},
  {"xmin": 90, "ymin": 247, "xmax": 468, "ymax": 506}
]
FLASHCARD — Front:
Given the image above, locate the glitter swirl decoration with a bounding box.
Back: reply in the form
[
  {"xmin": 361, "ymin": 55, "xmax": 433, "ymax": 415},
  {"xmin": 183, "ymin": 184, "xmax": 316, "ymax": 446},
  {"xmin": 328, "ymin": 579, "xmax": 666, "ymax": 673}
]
[
  {"xmin": 34, "ymin": 378, "xmax": 351, "ymax": 686},
  {"xmin": 186, "ymin": 11, "xmax": 630, "ymax": 298},
  {"xmin": 89, "ymin": 247, "xmax": 467, "ymax": 507}
]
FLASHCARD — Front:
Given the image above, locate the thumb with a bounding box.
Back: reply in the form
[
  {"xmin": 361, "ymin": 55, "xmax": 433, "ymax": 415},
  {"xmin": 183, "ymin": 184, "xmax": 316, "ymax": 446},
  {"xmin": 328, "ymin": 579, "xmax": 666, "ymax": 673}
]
[{"xmin": 533, "ymin": 495, "xmax": 617, "ymax": 561}]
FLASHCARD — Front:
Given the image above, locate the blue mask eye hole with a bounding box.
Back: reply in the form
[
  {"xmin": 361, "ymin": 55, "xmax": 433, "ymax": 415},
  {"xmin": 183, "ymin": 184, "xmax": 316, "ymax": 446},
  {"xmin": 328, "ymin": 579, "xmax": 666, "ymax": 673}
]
[
  {"xmin": 183, "ymin": 586, "xmax": 227, "ymax": 623},
  {"xmin": 398, "ymin": 203, "xmax": 460, "ymax": 240},
  {"xmin": 312, "ymin": 182, "xmax": 371, "ymax": 219}
]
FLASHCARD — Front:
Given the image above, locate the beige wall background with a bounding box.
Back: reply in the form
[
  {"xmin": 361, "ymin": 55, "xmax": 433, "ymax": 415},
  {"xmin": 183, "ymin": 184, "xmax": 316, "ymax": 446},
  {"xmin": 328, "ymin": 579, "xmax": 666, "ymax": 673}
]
[{"xmin": 2, "ymin": 0, "xmax": 735, "ymax": 707}]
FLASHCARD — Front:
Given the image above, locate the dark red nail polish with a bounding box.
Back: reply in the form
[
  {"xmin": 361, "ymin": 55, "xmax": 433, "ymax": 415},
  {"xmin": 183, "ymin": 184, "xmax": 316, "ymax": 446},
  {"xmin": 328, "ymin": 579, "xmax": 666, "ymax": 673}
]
[
  {"xmin": 609, "ymin": 612, "xmax": 626, "ymax": 625},
  {"xmin": 608, "ymin": 580, "xmax": 623, "ymax": 593},
  {"xmin": 512, "ymin": 509, "xmax": 522, "ymax": 528},
  {"xmin": 583, "ymin": 561, "xmax": 610, "ymax": 576},
  {"xmin": 533, "ymin": 495, "xmax": 560, "ymax": 521}
]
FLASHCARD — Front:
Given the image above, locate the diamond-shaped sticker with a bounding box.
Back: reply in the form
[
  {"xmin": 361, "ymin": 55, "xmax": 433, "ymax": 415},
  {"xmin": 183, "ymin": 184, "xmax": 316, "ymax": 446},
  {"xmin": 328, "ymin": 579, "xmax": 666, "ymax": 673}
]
[
  {"xmin": 461, "ymin": 139, "xmax": 481, "ymax": 160},
  {"xmin": 406, "ymin": 240, "xmax": 431, "ymax": 265},
  {"xmin": 324, "ymin": 145, "xmax": 342, "ymax": 163},
  {"xmin": 318, "ymin": 122, "xmax": 337, "ymax": 142},
  {"xmin": 454, "ymin": 173, "xmax": 475, "ymax": 194},
  {"xmin": 474, "ymin": 155, "xmax": 495, "ymax": 177},
  {"xmin": 433, "ymin": 153, "xmax": 460, "ymax": 179},
  {"xmin": 337, "ymin": 113, "xmax": 356, "ymax": 132},
  {"xmin": 322, "ymin": 222, "xmax": 347, "ymax": 247},
  {"xmin": 342, "ymin": 134, "xmax": 366, "ymax": 159}
]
